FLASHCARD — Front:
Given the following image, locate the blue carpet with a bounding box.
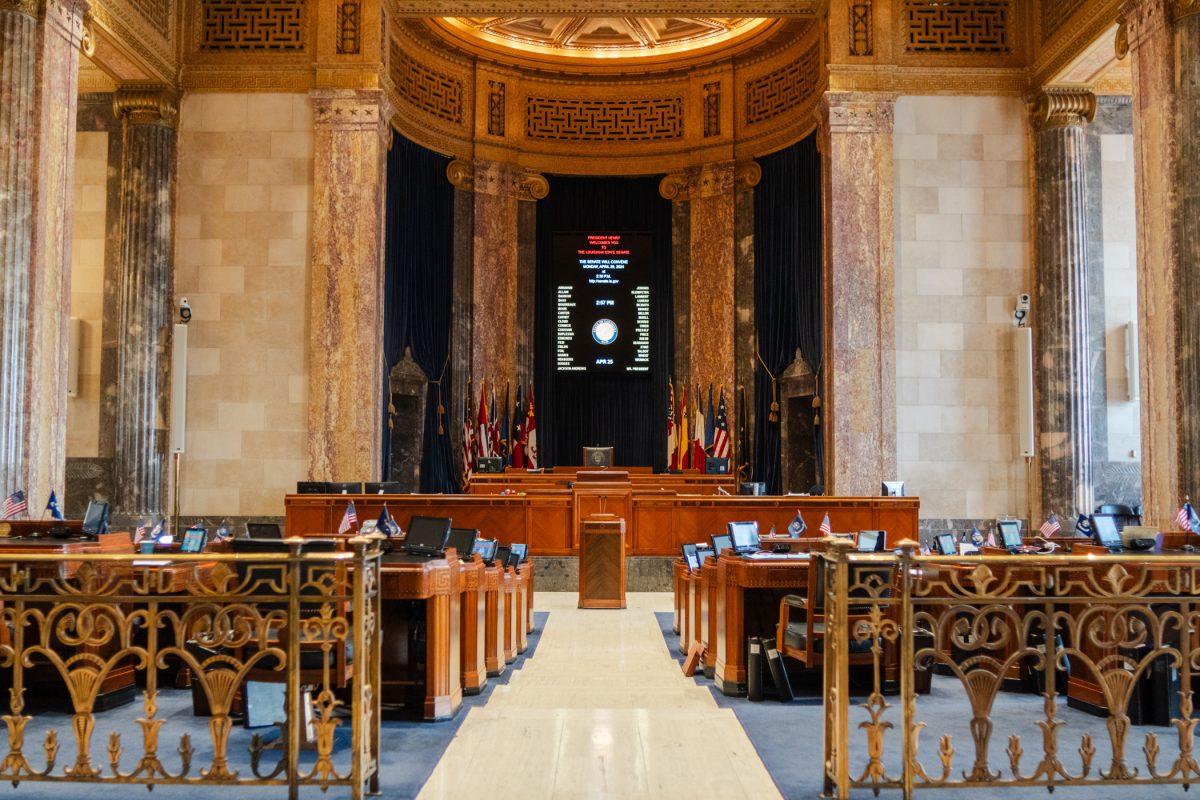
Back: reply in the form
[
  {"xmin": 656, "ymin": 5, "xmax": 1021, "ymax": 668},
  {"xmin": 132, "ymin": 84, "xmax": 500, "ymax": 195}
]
[
  {"xmin": 2, "ymin": 611, "xmax": 548, "ymax": 800},
  {"xmin": 655, "ymin": 611, "xmax": 1195, "ymax": 799}
]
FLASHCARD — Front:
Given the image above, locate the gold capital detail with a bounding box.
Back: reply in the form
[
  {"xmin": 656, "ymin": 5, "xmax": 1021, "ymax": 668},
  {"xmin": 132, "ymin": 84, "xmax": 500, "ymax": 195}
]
[
  {"xmin": 735, "ymin": 160, "xmax": 762, "ymax": 190},
  {"xmin": 446, "ymin": 159, "xmax": 473, "ymax": 191},
  {"xmin": 1177, "ymin": 0, "xmax": 1200, "ymax": 22},
  {"xmin": 1029, "ymin": 87, "xmax": 1096, "ymax": 130},
  {"xmin": 519, "ymin": 171, "xmax": 549, "ymax": 202},
  {"xmin": 0, "ymin": 0, "xmax": 38, "ymax": 15},
  {"xmin": 659, "ymin": 171, "xmax": 690, "ymax": 202},
  {"xmin": 113, "ymin": 86, "xmax": 178, "ymax": 127}
]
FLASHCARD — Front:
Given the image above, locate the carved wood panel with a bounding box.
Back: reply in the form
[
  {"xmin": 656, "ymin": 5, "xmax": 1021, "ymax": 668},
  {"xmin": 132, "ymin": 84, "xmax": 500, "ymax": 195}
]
[
  {"xmin": 200, "ymin": 0, "xmax": 306, "ymax": 51},
  {"xmin": 525, "ymin": 96, "xmax": 684, "ymax": 142}
]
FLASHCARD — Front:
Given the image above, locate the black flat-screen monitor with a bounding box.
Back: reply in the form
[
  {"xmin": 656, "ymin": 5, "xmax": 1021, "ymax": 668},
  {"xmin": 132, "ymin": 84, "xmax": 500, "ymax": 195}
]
[
  {"xmin": 496, "ymin": 545, "xmax": 512, "ymax": 569},
  {"xmin": 710, "ymin": 533, "xmax": 733, "ymax": 557},
  {"xmin": 509, "ymin": 543, "xmax": 528, "ymax": 564},
  {"xmin": 297, "ymin": 481, "xmax": 329, "ymax": 494},
  {"xmin": 364, "ymin": 482, "xmax": 403, "ymax": 495},
  {"xmin": 447, "ymin": 528, "xmax": 478, "ymax": 560},
  {"xmin": 856, "ymin": 530, "xmax": 884, "ymax": 553},
  {"xmin": 681, "ymin": 543, "xmax": 701, "ymax": 572},
  {"xmin": 246, "ymin": 522, "xmax": 282, "ymax": 539},
  {"xmin": 404, "ymin": 516, "xmax": 451, "ymax": 556},
  {"xmin": 1092, "ymin": 514, "xmax": 1122, "ymax": 548},
  {"xmin": 998, "ymin": 520, "xmax": 1022, "ymax": 549},
  {"xmin": 328, "ymin": 482, "xmax": 362, "ymax": 495},
  {"xmin": 882, "ymin": 481, "xmax": 905, "ymax": 497},
  {"xmin": 552, "ymin": 232, "xmax": 653, "ymax": 374},
  {"xmin": 181, "ymin": 527, "xmax": 207, "ymax": 554},
  {"xmin": 695, "ymin": 544, "xmax": 715, "ymax": 566},
  {"xmin": 934, "ymin": 532, "xmax": 957, "ymax": 556},
  {"xmin": 472, "ymin": 538, "xmax": 498, "ymax": 565},
  {"xmin": 81, "ymin": 500, "xmax": 109, "ymax": 536},
  {"xmin": 728, "ymin": 521, "xmax": 759, "ymax": 554},
  {"xmin": 738, "ymin": 482, "xmax": 765, "ymax": 496}
]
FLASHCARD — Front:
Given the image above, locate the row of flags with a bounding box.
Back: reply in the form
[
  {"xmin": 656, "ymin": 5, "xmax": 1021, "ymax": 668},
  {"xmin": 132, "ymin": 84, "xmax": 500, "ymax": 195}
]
[
  {"xmin": 2, "ymin": 490, "xmax": 61, "ymax": 521},
  {"xmin": 666, "ymin": 381, "xmax": 730, "ymax": 472},
  {"xmin": 461, "ymin": 380, "xmax": 540, "ymax": 488},
  {"xmin": 785, "ymin": 510, "xmax": 831, "ymax": 537}
]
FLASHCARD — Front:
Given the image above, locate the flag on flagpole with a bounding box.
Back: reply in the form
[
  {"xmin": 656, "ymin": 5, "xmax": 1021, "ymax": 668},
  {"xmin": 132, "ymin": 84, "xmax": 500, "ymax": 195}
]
[
  {"xmin": 819, "ymin": 513, "xmax": 832, "ymax": 537},
  {"xmin": 705, "ymin": 383, "xmax": 716, "ymax": 452},
  {"xmin": 525, "ymin": 383, "xmax": 539, "ymax": 468},
  {"xmin": 2, "ymin": 490, "xmax": 27, "ymax": 520},
  {"xmin": 677, "ymin": 385, "xmax": 690, "ymax": 469},
  {"xmin": 1074, "ymin": 513, "xmax": 1093, "ymax": 538},
  {"xmin": 691, "ymin": 386, "xmax": 707, "ymax": 471},
  {"xmin": 1176, "ymin": 501, "xmax": 1200, "ymax": 533},
  {"xmin": 985, "ymin": 529, "xmax": 997, "ymax": 547},
  {"xmin": 488, "ymin": 383, "xmax": 501, "ymax": 458},
  {"xmin": 377, "ymin": 504, "xmax": 394, "ymax": 536},
  {"xmin": 736, "ymin": 386, "xmax": 750, "ymax": 481},
  {"xmin": 338, "ymin": 501, "xmax": 358, "ymax": 535},
  {"xmin": 476, "ymin": 382, "xmax": 491, "ymax": 459},
  {"xmin": 133, "ymin": 520, "xmax": 147, "ymax": 544},
  {"xmin": 666, "ymin": 380, "xmax": 677, "ymax": 469},
  {"xmin": 44, "ymin": 490, "xmax": 63, "ymax": 521},
  {"xmin": 461, "ymin": 379, "xmax": 475, "ymax": 488},
  {"xmin": 510, "ymin": 382, "xmax": 526, "ymax": 468},
  {"xmin": 1038, "ymin": 513, "xmax": 1061, "ymax": 537},
  {"xmin": 787, "ymin": 511, "xmax": 806, "ymax": 537},
  {"xmin": 711, "ymin": 389, "xmax": 731, "ymax": 459},
  {"xmin": 499, "ymin": 383, "xmax": 511, "ymax": 463}
]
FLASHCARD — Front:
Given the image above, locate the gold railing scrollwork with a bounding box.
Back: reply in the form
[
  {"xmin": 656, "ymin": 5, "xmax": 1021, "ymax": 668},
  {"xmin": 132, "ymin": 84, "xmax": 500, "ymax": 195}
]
[{"xmin": 0, "ymin": 539, "xmax": 382, "ymax": 797}]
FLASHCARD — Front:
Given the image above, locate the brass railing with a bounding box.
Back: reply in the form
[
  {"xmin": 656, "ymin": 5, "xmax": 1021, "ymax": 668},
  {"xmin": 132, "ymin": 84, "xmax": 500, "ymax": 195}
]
[
  {"xmin": 822, "ymin": 541, "xmax": 1200, "ymax": 798},
  {"xmin": 0, "ymin": 538, "xmax": 382, "ymax": 799}
]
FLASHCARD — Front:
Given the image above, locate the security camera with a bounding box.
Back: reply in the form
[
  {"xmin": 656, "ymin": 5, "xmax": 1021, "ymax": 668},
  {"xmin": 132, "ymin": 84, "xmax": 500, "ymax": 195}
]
[
  {"xmin": 1013, "ymin": 293, "xmax": 1030, "ymax": 327},
  {"xmin": 179, "ymin": 297, "xmax": 192, "ymax": 324}
]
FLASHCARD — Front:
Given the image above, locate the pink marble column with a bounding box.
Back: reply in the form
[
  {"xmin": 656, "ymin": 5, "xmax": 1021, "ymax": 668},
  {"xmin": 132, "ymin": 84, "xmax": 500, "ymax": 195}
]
[
  {"xmin": 687, "ymin": 162, "xmax": 736, "ymax": 403},
  {"xmin": 307, "ymin": 89, "xmax": 389, "ymax": 482},
  {"xmin": 821, "ymin": 92, "xmax": 896, "ymax": 497},
  {"xmin": 0, "ymin": 0, "xmax": 88, "ymax": 505}
]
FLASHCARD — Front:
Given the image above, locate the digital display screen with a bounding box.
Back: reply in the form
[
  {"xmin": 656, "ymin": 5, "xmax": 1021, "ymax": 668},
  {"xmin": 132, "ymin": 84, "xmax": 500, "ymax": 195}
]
[{"xmin": 553, "ymin": 232, "xmax": 652, "ymax": 373}]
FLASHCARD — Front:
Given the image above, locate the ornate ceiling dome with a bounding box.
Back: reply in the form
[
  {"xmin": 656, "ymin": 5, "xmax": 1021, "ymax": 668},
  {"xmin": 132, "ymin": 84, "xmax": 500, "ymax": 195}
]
[{"xmin": 426, "ymin": 16, "xmax": 780, "ymax": 67}]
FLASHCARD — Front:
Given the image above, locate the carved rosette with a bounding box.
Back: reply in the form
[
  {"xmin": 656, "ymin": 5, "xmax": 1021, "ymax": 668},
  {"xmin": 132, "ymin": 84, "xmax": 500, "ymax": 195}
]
[
  {"xmin": 1029, "ymin": 87, "xmax": 1097, "ymax": 130},
  {"xmin": 113, "ymin": 85, "xmax": 178, "ymax": 127},
  {"xmin": 823, "ymin": 92, "xmax": 896, "ymax": 135}
]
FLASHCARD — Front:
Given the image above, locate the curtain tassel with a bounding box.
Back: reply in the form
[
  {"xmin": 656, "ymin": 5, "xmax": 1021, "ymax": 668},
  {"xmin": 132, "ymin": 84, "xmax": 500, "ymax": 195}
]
[
  {"xmin": 769, "ymin": 377, "xmax": 780, "ymax": 423},
  {"xmin": 812, "ymin": 394, "xmax": 821, "ymax": 427}
]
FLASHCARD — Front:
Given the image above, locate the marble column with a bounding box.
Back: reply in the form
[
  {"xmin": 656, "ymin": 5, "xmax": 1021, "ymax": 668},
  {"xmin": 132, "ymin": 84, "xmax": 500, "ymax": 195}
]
[
  {"xmin": 733, "ymin": 161, "xmax": 760, "ymax": 470},
  {"xmin": 307, "ymin": 89, "xmax": 390, "ymax": 482},
  {"xmin": 447, "ymin": 160, "xmax": 474, "ymax": 469},
  {"xmin": 1120, "ymin": 0, "xmax": 1199, "ymax": 523},
  {"xmin": 0, "ymin": 0, "xmax": 88, "ymax": 505},
  {"xmin": 822, "ymin": 92, "xmax": 896, "ymax": 497},
  {"xmin": 1031, "ymin": 87, "xmax": 1099, "ymax": 521},
  {"xmin": 111, "ymin": 87, "xmax": 177, "ymax": 517}
]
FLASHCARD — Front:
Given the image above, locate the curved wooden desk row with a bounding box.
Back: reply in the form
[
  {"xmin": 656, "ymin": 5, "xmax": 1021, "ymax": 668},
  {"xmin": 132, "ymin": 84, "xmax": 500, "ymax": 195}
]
[
  {"xmin": 285, "ymin": 493, "xmax": 919, "ymax": 557},
  {"xmin": 377, "ymin": 549, "xmax": 535, "ymax": 720}
]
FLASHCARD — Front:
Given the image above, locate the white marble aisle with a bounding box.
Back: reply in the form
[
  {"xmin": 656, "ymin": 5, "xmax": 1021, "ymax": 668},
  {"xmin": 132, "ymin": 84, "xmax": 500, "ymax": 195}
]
[{"xmin": 418, "ymin": 592, "xmax": 782, "ymax": 800}]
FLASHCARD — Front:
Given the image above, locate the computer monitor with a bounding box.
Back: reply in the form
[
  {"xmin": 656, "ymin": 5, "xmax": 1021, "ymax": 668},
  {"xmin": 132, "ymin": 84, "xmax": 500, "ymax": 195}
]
[
  {"xmin": 695, "ymin": 544, "xmax": 715, "ymax": 566},
  {"xmin": 245, "ymin": 522, "xmax": 282, "ymax": 539},
  {"xmin": 364, "ymin": 481, "xmax": 403, "ymax": 495},
  {"xmin": 327, "ymin": 482, "xmax": 362, "ymax": 495},
  {"xmin": 934, "ymin": 532, "xmax": 957, "ymax": 556},
  {"xmin": 998, "ymin": 520, "xmax": 1022, "ymax": 549},
  {"xmin": 583, "ymin": 446, "xmax": 614, "ymax": 468},
  {"xmin": 856, "ymin": 530, "xmax": 884, "ymax": 553},
  {"xmin": 710, "ymin": 533, "xmax": 733, "ymax": 557},
  {"xmin": 181, "ymin": 527, "xmax": 207, "ymax": 554},
  {"xmin": 882, "ymin": 481, "xmax": 905, "ymax": 497},
  {"xmin": 496, "ymin": 545, "xmax": 512, "ymax": 569},
  {"xmin": 296, "ymin": 481, "xmax": 330, "ymax": 494},
  {"xmin": 738, "ymin": 482, "xmax": 765, "ymax": 496},
  {"xmin": 447, "ymin": 528, "xmax": 478, "ymax": 560},
  {"xmin": 1091, "ymin": 514, "xmax": 1122, "ymax": 548},
  {"xmin": 681, "ymin": 543, "xmax": 701, "ymax": 572},
  {"xmin": 472, "ymin": 538, "xmax": 498, "ymax": 566},
  {"xmin": 81, "ymin": 500, "xmax": 109, "ymax": 536},
  {"xmin": 728, "ymin": 521, "xmax": 759, "ymax": 554},
  {"xmin": 404, "ymin": 516, "xmax": 451, "ymax": 556},
  {"xmin": 509, "ymin": 542, "xmax": 528, "ymax": 564}
]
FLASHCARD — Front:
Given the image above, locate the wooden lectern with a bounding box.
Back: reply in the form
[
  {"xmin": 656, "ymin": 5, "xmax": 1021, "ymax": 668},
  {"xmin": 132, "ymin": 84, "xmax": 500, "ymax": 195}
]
[{"xmin": 578, "ymin": 513, "xmax": 626, "ymax": 609}]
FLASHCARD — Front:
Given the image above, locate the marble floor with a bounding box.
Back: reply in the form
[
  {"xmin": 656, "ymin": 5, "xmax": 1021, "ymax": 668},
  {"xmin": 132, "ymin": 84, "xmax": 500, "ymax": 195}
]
[{"xmin": 418, "ymin": 592, "xmax": 782, "ymax": 800}]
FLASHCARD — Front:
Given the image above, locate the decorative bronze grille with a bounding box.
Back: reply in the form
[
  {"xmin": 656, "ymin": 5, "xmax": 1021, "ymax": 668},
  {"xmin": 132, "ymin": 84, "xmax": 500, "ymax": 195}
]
[
  {"xmin": 744, "ymin": 43, "xmax": 821, "ymax": 126},
  {"xmin": 903, "ymin": 0, "xmax": 1011, "ymax": 54},
  {"xmin": 525, "ymin": 96, "xmax": 684, "ymax": 143},
  {"xmin": 200, "ymin": 0, "xmax": 306, "ymax": 52}
]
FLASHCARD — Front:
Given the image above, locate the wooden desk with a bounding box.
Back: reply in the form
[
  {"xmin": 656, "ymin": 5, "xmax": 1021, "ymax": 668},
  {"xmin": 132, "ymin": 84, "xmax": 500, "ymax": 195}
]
[
  {"xmin": 458, "ymin": 553, "xmax": 487, "ymax": 696},
  {"xmin": 673, "ymin": 560, "xmax": 687, "ymax": 635},
  {"xmin": 378, "ymin": 552, "xmax": 464, "ymax": 721},
  {"xmin": 701, "ymin": 556, "xmax": 720, "ymax": 678},
  {"xmin": 483, "ymin": 564, "xmax": 508, "ymax": 677},
  {"xmin": 578, "ymin": 514, "xmax": 626, "ymax": 609}
]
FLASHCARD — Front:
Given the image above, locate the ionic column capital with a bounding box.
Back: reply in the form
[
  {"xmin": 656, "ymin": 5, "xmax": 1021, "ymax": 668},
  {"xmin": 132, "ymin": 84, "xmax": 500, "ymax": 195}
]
[
  {"xmin": 1029, "ymin": 86, "xmax": 1097, "ymax": 130},
  {"xmin": 113, "ymin": 85, "xmax": 178, "ymax": 127}
]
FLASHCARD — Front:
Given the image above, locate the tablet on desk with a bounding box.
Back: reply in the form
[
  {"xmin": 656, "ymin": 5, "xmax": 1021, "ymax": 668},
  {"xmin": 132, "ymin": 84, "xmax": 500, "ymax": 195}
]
[
  {"xmin": 1091, "ymin": 514, "xmax": 1122, "ymax": 549},
  {"xmin": 681, "ymin": 543, "xmax": 701, "ymax": 572},
  {"xmin": 728, "ymin": 521, "xmax": 759, "ymax": 554},
  {"xmin": 998, "ymin": 520, "xmax": 1022, "ymax": 550},
  {"xmin": 934, "ymin": 532, "xmax": 957, "ymax": 556},
  {"xmin": 856, "ymin": 530, "xmax": 884, "ymax": 553},
  {"xmin": 181, "ymin": 528, "xmax": 207, "ymax": 554}
]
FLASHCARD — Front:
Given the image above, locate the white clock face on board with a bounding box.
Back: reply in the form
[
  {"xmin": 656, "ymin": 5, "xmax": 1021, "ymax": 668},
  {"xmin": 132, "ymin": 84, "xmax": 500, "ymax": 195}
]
[{"xmin": 591, "ymin": 318, "xmax": 619, "ymax": 345}]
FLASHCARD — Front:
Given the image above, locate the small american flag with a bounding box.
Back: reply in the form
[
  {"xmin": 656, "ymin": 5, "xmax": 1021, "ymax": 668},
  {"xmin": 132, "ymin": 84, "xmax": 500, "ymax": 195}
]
[
  {"xmin": 986, "ymin": 529, "xmax": 997, "ymax": 547},
  {"xmin": 1176, "ymin": 501, "xmax": 1198, "ymax": 533},
  {"xmin": 1038, "ymin": 514, "xmax": 1061, "ymax": 537},
  {"xmin": 819, "ymin": 513, "xmax": 832, "ymax": 536},
  {"xmin": 134, "ymin": 521, "xmax": 147, "ymax": 544},
  {"xmin": 338, "ymin": 501, "xmax": 358, "ymax": 535},
  {"xmin": 3, "ymin": 491, "xmax": 27, "ymax": 520},
  {"xmin": 710, "ymin": 390, "xmax": 731, "ymax": 459}
]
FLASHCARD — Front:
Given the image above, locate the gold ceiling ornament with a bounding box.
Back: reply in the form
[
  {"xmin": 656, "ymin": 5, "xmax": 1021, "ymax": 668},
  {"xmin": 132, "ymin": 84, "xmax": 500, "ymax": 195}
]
[
  {"xmin": 113, "ymin": 85, "xmax": 179, "ymax": 126},
  {"xmin": 1028, "ymin": 86, "xmax": 1097, "ymax": 129},
  {"xmin": 432, "ymin": 16, "xmax": 774, "ymax": 60},
  {"xmin": 446, "ymin": 158, "xmax": 475, "ymax": 191}
]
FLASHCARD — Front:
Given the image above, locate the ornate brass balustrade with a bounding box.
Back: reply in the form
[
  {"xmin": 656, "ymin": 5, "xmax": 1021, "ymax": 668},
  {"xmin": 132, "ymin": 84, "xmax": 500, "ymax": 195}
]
[
  {"xmin": 823, "ymin": 542, "xmax": 1200, "ymax": 798},
  {"xmin": 0, "ymin": 538, "xmax": 382, "ymax": 799}
]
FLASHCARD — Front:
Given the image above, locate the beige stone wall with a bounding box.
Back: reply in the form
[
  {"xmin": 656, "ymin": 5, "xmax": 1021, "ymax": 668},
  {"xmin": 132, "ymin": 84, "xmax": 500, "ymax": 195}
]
[
  {"xmin": 67, "ymin": 131, "xmax": 108, "ymax": 458},
  {"xmin": 1100, "ymin": 131, "xmax": 1140, "ymax": 463},
  {"xmin": 893, "ymin": 96, "xmax": 1032, "ymax": 521},
  {"xmin": 174, "ymin": 93, "xmax": 312, "ymax": 517}
]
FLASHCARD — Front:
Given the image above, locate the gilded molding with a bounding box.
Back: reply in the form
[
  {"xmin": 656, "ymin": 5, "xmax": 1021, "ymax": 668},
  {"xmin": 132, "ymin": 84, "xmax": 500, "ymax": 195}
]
[
  {"xmin": 387, "ymin": 0, "xmax": 821, "ymax": 14},
  {"xmin": 519, "ymin": 171, "xmax": 549, "ymax": 202},
  {"xmin": 446, "ymin": 159, "xmax": 474, "ymax": 191},
  {"xmin": 113, "ymin": 85, "xmax": 178, "ymax": 125},
  {"xmin": 1029, "ymin": 86, "xmax": 1097, "ymax": 129},
  {"xmin": 0, "ymin": 0, "xmax": 37, "ymax": 14},
  {"xmin": 659, "ymin": 171, "xmax": 691, "ymax": 202}
]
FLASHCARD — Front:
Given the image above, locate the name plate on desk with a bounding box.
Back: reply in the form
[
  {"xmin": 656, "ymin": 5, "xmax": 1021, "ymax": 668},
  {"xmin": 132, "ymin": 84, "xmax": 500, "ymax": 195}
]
[{"xmin": 578, "ymin": 514, "xmax": 626, "ymax": 609}]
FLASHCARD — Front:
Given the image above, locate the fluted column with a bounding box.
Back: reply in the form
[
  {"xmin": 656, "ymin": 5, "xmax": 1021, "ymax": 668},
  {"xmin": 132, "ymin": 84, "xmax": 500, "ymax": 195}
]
[
  {"xmin": 0, "ymin": 0, "xmax": 88, "ymax": 505},
  {"xmin": 822, "ymin": 92, "xmax": 896, "ymax": 496},
  {"xmin": 112, "ymin": 87, "xmax": 177, "ymax": 516},
  {"xmin": 307, "ymin": 89, "xmax": 390, "ymax": 482},
  {"xmin": 1032, "ymin": 87, "xmax": 1099, "ymax": 521}
]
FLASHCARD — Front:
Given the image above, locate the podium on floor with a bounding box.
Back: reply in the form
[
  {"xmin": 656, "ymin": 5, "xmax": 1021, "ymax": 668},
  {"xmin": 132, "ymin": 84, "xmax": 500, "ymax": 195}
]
[{"xmin": 578, "ymin": 513, "xmax": 626, "ymax": 609}]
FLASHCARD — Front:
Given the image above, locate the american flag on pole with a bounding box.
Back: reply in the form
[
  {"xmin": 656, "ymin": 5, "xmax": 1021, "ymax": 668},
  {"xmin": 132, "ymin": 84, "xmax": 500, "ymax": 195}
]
[
  {"xmin": 819, "ymin": 513, "xmax": 832, "ymax": 537},
  {"xmin": 1038, "ymin": 513, "xmax": 1061, "ymax": 537},
  {"xmin": 711, "ymin": 389, "xmax": 730, "ymax": 459},
  {"xmin": 338, "ymin": 501, "xmax": 358, "ymax": 535},
  {"xmin": 666, "ymin": 380, "xmax": 677, "ymax": 468},
  {"xmin": 134, "ymin": 521, "xmax": 147, "ymax": 544},
  {"xmin": 1177, "ymin": 501, "xmax": 1199, "ymax": 533},
  {"xmin": 476, "ymin": 382, "xmax": 491, "ymax": 459},
  {"xmin": 3, "ymin": 491, "xmax": 27, "ymax": 520},
  {"xmin": 461, "ymin": 381, "xmax": 475, "ymax": 489}
]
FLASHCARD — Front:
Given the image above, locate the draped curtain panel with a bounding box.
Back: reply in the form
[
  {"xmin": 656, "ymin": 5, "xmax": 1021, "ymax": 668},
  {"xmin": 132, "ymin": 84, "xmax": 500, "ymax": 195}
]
[
  {"xmin": 534, "ymin": 176, "xmax": 674, "ymax": 469},
  {"xmin": 753, "ymin": 135, "xmax": 824, "ymax": 494},
  {"xmin": 383, "ymin": 134, "xmax": 458, "ymax": 492}
]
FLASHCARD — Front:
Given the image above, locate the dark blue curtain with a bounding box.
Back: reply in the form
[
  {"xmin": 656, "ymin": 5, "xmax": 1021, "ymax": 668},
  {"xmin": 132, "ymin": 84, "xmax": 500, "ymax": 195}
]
[
  {"xmin": 383, "ymin": 134, "xmax": 457, "ymax": 492},
  {"xmin": 534, "ymin": 176, "xmax": 673, "ymax": 469},
  {"xmin": 753, "ymin": 135, "xmax": 824, "ymax": 494}
]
